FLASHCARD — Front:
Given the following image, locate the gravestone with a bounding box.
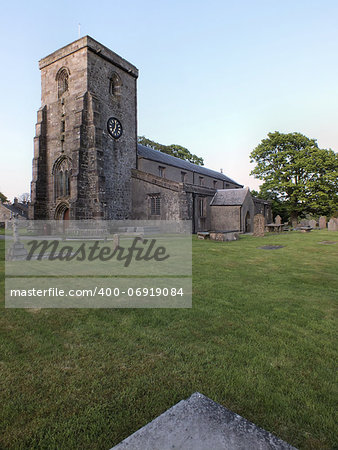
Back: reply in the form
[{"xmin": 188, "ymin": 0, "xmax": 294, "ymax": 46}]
[
  {"xmin": 300, "ymin": 219, "xmax": 310, "ymax": 227},
  {"xmin": 291, "ymin": 219, "xmax": 298, "ymax": 229},
  {"xmin": 309, "ymin": 219, "xmax": 317, "ymax": 229},
  {"xmin": 328, "ymin": 218, "xmax": 338, "ymax": 231},
  {"xmin": 112, "ymin": 392, "xmax": 297, "ymax": 450},
  {"xmin": 113, "ymin": 234, "xmax": 120, "ymax": 249},
  {"xmin": 275, "ymin": 215, "xmax": 282, "ymax": 225},
  {"xmin": 7, "ymin": 218, "xmax": 28, "ymax": 261},
  {"xmin": 319, "ymin": 216, "xmax": 327, "ymax": 229},
  {"xmin": 253, "ymin": 214, "xmax": 265, "ymax": 237}
]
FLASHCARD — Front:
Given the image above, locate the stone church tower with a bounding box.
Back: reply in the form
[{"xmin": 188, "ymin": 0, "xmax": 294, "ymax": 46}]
[{"xmin": 30, "ymin": 36, "xmax": 138, "ymax": 220}]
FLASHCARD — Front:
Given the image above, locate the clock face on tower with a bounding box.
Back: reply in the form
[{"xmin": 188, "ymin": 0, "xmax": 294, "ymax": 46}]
[{"xmin": 107, "ymin": 117, "xmax": 123, "ymax": 139}]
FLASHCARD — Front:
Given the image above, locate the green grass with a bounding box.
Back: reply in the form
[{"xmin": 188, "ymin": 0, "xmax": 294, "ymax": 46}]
[{"xmin": 0, "ymin": 231, "xmax": 337, "ymax": 449}]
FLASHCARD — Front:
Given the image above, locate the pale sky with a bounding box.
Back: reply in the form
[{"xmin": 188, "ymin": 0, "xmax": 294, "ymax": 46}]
[{"xmin": 1, "ymin": 0, "xmax": 337, "ymax": 200}]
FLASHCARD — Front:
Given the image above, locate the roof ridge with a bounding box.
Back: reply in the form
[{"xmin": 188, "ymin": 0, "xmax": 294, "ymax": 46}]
[{"xmin": 137, "ymin": 144, "xmax": 242, "ymax": 186}]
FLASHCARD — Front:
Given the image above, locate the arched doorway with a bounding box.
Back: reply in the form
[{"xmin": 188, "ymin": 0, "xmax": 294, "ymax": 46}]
[
  {"xmin": 63, "ymin": 208, "xmax": 70, "ymax": 220},
  {"xmin": 245, "ymin": 211, "xmax": 251, "ymax": 233},
  {"xmin": 55, "ymin": 203, "xmax": 70, "ymax": 220},
  {"xmin": 55, "ymin": 204, "xmax": 70, "ymax": 234}
]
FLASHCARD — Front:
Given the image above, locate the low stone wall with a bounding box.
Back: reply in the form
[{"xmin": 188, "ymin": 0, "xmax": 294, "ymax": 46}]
[{"xmin": 210, "ymin": 231, "xmax": 239, "ymax": 242}]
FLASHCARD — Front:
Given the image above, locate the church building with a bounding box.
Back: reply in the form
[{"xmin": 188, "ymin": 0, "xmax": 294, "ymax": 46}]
[{"xmin": 29, "ymin": 36, "xmax": 271, "ymax": 232}]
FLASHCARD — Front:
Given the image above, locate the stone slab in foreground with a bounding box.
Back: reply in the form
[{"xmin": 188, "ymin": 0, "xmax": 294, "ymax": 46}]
[{"xmin": 112, "ymin": 392, "xmax": 297, "ymax": 450}]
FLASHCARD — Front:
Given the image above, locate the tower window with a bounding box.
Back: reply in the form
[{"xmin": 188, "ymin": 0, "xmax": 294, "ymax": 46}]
[
  {"xmin": 213, "ymin": 180, "xmax": 217, "ymax": 188},
  {"xmin": 158, "ymin": 166, "xmax": 165, "ymax": 177},
  {"xmin": 56, "ymin": 68, "xmax": 69, "ymax": 98},
  {"xmin": 110, "ymin": 72, "xmax": 122, "ymax": 97},
  {"xmin": 181, "ymin": 172, "xmax": 186, "ymax": 182},
  {"xmin": 199, "ymin": 176, "xmax": 204, "ymax": 186},
  {"xmin": 150, "ymin": 195, "xmax": 161, "ymax": 216}
]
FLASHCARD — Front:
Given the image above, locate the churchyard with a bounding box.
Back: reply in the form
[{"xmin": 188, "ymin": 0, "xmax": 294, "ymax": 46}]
[{"xmin": 0, "ymin": 228, "xmax": 337, "ymax": 449}]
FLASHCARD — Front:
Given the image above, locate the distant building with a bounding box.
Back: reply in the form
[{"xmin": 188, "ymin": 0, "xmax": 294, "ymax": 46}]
[
  {"xmin": 29, "ymin": 36, "xmax": 271, "ymax": 232},
  {"xmin": 0, "ymin": 198, "xmax": 28, "ymax": 227}
]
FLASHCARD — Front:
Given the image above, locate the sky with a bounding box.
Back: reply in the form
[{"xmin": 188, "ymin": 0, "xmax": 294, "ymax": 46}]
[{"xmin": 1, "ymin": 0, "xmax": 338, "ymax": 201}]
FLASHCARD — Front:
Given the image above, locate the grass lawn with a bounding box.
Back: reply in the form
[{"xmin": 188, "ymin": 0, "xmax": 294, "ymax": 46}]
[{"xmin": 0, "ymin": 230, "xmax": 337, "ymax": 449}]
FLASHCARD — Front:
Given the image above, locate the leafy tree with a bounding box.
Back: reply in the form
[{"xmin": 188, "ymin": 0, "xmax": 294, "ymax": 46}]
[
  {"xmin": 250, "ymin": 132, "xmax": 338, "ymax": 221},
  {"xmin": 0, "ymin": 192, "xmax": 8, "ymax": 203},
  {"xmin": 138, "ymin": 136, "xmax": 204, "ymax": 166}
]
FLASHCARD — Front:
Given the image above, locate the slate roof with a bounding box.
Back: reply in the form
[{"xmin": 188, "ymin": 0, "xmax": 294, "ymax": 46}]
[
  {"xmin": 210, "ymin": 187, "xmax": 250, "ymax": 206},
  {"xmin": 1, "ymin": 203, "xmax": 28, "ymax": 218},
  {"xmin": 137, "ymin": 144, "xmax": 242, "ymax": 187}
]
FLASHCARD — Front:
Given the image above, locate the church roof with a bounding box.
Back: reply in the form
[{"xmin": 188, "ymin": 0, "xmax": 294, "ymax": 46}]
[
  {"xmin": 210, "ymin": 187, "xmax": 250, "ymax": 206},
  {"xmin": 137, "ymin": 144, "xmax": 242, "ymax": 186}
]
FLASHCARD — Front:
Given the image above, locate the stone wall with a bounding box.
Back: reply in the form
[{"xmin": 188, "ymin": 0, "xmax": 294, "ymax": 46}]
[
  {"xmin": 210, "ymin": 205, "xmax": 241, "ymax": 232},
  {"xmin": 87, "ymin": 44, "xmax": 137, "ymax": 219},
  {"xmin": 29, "ymin": 35, "xmax": 247, "ymax": 227},
  {"xmin": 209, "ymin": 189, "xmax": 255, "ymax": 233},
  {"xmin": 253, "ymin": 198, "xmax": 273, "ymax": 223},
  {"xmin": 131, "ymin": 170, "xmax": 186, "ymax": 221},
  {"xmin": 131, "ymin": 169, "xmax": 214, "ymax": 231},
  {"xmin": 30, "ymin": 36, "xmax": 138, "ymax": 220},
  {"xmin": 240, "ymin": 190, "xmax": 255, "ymax": 232}
]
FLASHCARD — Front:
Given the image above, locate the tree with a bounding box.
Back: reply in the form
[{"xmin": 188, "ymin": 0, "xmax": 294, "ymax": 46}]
[
  {"xmin": 250, "ymin": 132, "xmax": 338, "ymax": 221},
  {"xmin": 18, "ymin": 192, "xmax": 30, "ymax": 203},
  {"xmin": 138, "ymin": 136, "xmax": 204, "ymax": 166},
  {"xmin": 0, "ymin": 192, "xmax": 8, "ymax": 203}
]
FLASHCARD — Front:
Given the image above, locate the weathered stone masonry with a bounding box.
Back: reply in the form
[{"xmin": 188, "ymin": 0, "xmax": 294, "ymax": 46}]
[
  {"xmin": 30, "ymin": 36, "xmax": 271, "ymax": 232},
  {"xmin": 30, "ymin": 36, "xmax": 138, "ymax": 220}
]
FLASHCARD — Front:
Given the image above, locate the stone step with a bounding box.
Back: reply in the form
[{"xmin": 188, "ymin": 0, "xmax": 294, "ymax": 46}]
[{"xmin": 112, "ymin": 392, "xmax": 297, "ymax": 450}]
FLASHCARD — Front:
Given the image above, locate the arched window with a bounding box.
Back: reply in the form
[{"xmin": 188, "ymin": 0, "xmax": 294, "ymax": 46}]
[
  {"xmin": 52, "ymin": 156, "xmax": 71, "ymax": 199},
  {"xmin": 110, "ymin": 72, "xmax": 122, "ymax": 97},
  {"xmin": 56, "ymin": 68, "xmax": 70, "ymax": 98}
]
